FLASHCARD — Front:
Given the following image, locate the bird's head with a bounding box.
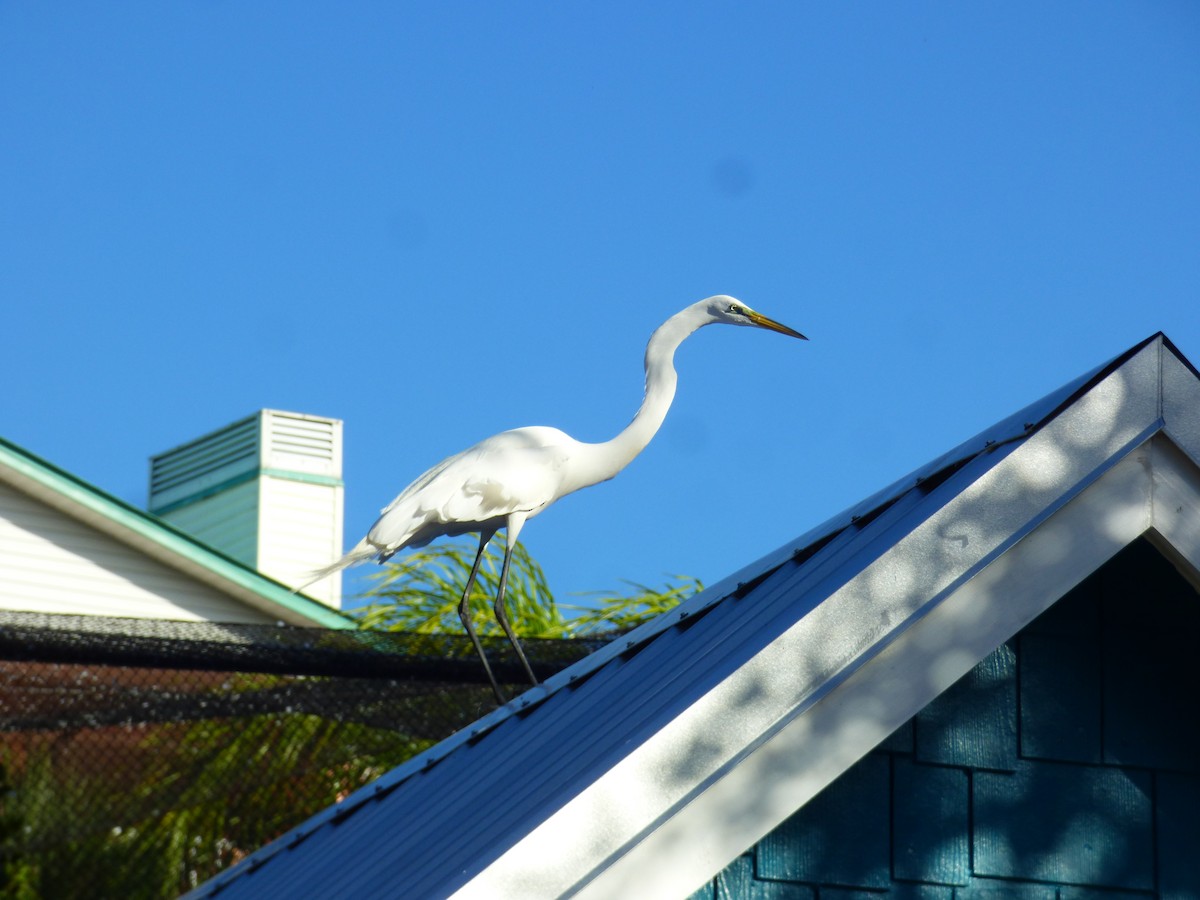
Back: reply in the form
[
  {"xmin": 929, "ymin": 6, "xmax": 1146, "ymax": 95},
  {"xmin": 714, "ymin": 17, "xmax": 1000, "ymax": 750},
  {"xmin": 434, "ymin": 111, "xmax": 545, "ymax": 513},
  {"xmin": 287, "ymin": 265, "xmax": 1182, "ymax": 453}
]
[{"xmin": 703, "ymin": 295, "xmax": 808, "ymax": 340}]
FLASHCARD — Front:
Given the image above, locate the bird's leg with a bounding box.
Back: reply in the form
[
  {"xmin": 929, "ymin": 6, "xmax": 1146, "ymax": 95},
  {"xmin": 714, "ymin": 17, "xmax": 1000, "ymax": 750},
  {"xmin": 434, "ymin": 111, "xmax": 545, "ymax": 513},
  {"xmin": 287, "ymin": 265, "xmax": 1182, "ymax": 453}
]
[
  {"xmin": 460, "ymin": 530, "xmax": 506, "ymax": 705},
  {"xmin": 494, "ymin": 514, "xmax": 539, "ymax": 687}
]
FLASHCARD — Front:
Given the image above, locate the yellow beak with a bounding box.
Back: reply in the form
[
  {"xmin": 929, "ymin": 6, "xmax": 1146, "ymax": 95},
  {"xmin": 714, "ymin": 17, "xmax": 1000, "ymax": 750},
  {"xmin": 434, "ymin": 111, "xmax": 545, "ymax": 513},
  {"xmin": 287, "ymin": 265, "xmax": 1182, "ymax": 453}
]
[{"xmin": 747, "ymin": 310, "xmax": 808, "ymax": 340}]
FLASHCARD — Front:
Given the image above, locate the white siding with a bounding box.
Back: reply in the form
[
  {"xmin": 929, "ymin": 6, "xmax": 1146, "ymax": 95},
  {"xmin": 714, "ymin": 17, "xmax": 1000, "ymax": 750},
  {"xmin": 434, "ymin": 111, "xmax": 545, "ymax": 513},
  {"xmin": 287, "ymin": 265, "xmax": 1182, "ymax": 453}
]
[
  {"xmin": 257, "ymin": 475, "xmax": 343, "ymax": 606},
  {"xmin": 0, "ymin": 480, "xmax": 278, "ymax": 623},
  {"xmin": 158, "ymin": 479, "xmax": 260, "ymax": 567}
]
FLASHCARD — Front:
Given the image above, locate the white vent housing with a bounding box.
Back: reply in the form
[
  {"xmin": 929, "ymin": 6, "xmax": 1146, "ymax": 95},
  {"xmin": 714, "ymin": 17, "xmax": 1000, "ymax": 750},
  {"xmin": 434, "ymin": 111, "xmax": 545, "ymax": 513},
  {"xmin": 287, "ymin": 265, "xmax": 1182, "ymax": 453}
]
[{"xmin": 149, "ymin": 411, "xmax": 345, "ymax": 607}]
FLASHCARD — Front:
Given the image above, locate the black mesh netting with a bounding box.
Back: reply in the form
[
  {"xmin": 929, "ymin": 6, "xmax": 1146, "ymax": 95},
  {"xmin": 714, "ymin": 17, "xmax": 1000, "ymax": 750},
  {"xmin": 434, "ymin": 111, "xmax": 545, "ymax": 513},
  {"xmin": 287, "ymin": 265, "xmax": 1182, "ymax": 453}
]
[{"xmin": 0, "ymin": 611, "xmax": 609, "ymax": 898}]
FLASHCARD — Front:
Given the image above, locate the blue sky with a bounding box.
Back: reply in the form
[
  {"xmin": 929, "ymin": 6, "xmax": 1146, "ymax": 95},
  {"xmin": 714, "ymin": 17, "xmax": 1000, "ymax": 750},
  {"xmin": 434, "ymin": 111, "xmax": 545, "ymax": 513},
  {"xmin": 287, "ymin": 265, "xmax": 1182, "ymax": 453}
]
[{"xmin": 2, "ymin": 3, "xmax": 1198, "ymax": 609}]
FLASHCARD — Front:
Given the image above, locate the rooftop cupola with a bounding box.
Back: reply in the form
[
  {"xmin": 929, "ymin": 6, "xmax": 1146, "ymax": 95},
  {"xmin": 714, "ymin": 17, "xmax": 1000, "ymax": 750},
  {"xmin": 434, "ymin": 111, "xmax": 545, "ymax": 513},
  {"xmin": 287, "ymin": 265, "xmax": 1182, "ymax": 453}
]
[{"xmin": 149, "ymin": 410, "xmax": 344, "ymax": 607}]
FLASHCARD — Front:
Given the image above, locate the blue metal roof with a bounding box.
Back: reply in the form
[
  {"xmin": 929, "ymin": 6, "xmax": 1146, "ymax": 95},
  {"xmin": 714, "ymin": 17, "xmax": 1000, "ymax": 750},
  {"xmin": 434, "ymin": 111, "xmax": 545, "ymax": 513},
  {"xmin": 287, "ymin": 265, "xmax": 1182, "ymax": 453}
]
[{"xmin": 190, "ymin": 332, "xmax": 1194, "ymax": 899}]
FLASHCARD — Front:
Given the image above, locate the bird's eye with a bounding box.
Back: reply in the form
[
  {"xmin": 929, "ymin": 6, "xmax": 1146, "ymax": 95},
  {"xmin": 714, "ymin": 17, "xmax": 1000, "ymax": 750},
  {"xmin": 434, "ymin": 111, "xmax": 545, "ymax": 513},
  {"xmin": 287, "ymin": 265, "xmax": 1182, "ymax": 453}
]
[{"xmin": 727, "ymin": 304, "xmax": 744, "ymax": 315}]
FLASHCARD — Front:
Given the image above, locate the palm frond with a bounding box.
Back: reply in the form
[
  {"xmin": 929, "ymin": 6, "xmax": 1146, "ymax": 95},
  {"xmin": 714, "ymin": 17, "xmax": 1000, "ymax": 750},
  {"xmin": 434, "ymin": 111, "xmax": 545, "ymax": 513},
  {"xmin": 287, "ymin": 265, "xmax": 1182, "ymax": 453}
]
[
  {"xmin": 352, "ymin": 541, "xmax": 701, "ymax": 639},
  {"xmin": 353, "ymin": 539, "xmax": 566, "ymax": 637}
]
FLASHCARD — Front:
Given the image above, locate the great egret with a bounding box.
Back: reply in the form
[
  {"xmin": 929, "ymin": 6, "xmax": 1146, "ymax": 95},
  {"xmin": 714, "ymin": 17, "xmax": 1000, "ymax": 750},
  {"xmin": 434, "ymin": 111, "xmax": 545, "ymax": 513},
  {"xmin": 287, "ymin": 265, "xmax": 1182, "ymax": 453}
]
[{"xmin": 305, "ymin": 295, "xmax": 806, "ymax": 703}]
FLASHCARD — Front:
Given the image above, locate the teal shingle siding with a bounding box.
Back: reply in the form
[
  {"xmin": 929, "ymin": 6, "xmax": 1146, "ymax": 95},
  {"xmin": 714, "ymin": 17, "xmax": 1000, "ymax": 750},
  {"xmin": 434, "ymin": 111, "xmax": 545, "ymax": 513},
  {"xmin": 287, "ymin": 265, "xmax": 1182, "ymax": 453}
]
[
  {"xmin": 1018, "ymin": 632, "xmax": 1103, "ymax": 763},
  {"xmin": 701, "ymin": 539, "xmax": 1200, "ymax": 899},
  {"xmin": 914, "ymin": 642, "xmax": 1018, "ymax": 772},
  {"xmin": 974, "ymin": 762, "xmax": 1154, "ymax": 889},
  {"xmin": 758, "ymin": 755, "xmax": 890, "ymax": 888},
  {"xmin": 1158, "ymin": 774, "xmax": 1200, "ymax": 900},
  {"xmin": 892, "ymin": 758, "xmax": 968, "ymax": 885}
]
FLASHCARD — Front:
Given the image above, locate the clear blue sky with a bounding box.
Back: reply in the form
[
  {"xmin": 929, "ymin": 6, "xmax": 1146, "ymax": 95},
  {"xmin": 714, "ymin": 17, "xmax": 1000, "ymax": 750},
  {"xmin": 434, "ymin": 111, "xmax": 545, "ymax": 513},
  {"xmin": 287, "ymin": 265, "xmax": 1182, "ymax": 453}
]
[{"xmin": 2, "ymin": 3, "xmax": 1197, "ymax": 609}]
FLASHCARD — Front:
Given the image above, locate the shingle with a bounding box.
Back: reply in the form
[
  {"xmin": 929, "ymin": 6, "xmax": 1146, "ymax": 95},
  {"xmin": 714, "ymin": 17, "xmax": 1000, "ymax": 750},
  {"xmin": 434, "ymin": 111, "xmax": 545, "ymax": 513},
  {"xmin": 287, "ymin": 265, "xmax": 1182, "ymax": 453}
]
[
  {"xmin": 822, "ymin": 886, "xmax": 951, "ymax": 900},
  {"xmin": 973, "ymin": 760, "xmax": 1153, "ymax": 890},
  {"xmin": 1156, "ymin": 771, "xmax": 1200, "ymax": 900},
  {"xmin": 756, "ymin": 755, "xmax": 889, "ymax": 889},
  {"xmin": 713, "ymin": 854, "xmax": 814, "ymax": 900},
  {"xmin": 1018, "ymin": 632, "xmax": 1102, "ymax": 764},
  {"xmin": 953, "ymin": 879, "xmax": 1056, "ymax": 900},
  {"xmin": 1102, "ymin": 544, "xmax": 1200, "ymax": 774},
  {"xmin": 1022, "ymin": 567, "xmax": 1101, "ymax": 638},
  {"xmin": 1058, "ymin": 888, "xmax": 1156, "ymax": 900},
  {"xmin": 877, "ymin": 716, "xmax": 914, "ymax": 754},
  {"xmin": 915, "ymin": 643, "xmax": 1017, "ymax": 771},
  {"xmin": 892, "ymin": 758, "xmax": 969, "ymax": 885}
]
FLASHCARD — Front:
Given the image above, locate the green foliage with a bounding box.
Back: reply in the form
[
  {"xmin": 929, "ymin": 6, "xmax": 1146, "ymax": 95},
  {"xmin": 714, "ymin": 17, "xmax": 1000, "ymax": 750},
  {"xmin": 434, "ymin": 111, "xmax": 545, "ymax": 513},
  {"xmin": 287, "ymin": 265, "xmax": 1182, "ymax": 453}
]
[
  {"xmin": 354, "ymin": 539, "xmax": 565, "ymax": 636},
  {"xmin": 3, "ymin": 540, "xmax": 700, "ymax": 898},
  {"xmin": 352, "ymin": 538, "xmax": 702, "ymax": 639},
  {"xmin": 2, "ymin": 707, "xmax": 425, "ymax": 898},
  {"xmin": 0, "ymin": 755, "xmax": 35, "ymax": 899},
  {"xmin": 559, "ymin": 575, "xmax": 705, "ymax": 636}
]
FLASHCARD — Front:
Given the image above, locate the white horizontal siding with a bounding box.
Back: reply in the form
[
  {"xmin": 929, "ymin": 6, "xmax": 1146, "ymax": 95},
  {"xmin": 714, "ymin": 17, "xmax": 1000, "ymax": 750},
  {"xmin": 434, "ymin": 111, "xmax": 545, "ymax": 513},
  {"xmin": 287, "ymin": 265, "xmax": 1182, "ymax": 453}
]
[
  {"xmin": 257, "ymin": 476, "xmax": 343, "ymax": 606},
  {"xmin": 0, "ymin": 480, "xmax": 278, "ymax": 623},
  {"xmin": 159, "ymin": 479, "xmax": 259, "ymax": 567}
]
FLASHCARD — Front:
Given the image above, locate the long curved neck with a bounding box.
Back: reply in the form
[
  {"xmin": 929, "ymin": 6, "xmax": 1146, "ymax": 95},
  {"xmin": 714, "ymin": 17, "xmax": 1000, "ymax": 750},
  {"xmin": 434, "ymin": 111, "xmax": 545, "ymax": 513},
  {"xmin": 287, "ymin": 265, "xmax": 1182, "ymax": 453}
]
[{"xmin": 570, "ymin": 306, "xmax": 708, "ymax": 490}]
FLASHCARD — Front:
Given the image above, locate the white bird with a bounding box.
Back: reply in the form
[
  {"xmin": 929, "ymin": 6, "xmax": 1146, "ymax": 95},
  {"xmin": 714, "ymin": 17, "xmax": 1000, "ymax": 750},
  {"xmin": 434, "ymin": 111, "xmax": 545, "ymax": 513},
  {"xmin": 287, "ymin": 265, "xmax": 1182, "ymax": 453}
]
[{"xmin": 304, "ymin": 295, "xmax": 806, "ymax": 703}]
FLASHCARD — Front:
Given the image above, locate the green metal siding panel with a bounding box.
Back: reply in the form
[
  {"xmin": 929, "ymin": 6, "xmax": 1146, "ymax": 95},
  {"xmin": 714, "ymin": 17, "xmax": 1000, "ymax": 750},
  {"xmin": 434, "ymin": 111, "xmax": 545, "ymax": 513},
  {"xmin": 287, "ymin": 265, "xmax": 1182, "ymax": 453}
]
[
  {"xmin": 159, "ymin": 479, "xmax": 260, "ymax": 567},
  {"xmin": 891, "ymin": 758, "xmax": 968, "ymax": 885}
]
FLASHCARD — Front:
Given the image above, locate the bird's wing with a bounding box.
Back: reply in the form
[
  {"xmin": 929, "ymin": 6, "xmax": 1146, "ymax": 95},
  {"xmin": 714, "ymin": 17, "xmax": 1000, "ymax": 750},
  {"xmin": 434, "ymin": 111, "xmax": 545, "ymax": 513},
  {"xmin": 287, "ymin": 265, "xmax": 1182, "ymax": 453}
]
[{"xmin": 367, "ymin": 428, "xmax": 574, "ymax": 551}]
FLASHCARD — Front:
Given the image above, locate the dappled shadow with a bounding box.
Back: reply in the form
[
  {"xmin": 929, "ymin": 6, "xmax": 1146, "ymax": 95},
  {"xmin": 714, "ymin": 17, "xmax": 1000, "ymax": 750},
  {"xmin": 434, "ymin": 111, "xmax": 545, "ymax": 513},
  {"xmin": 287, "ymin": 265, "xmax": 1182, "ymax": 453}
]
[
  {"xmin": 589, "ymin": 353, "xmax": 1186, "ymax": 897},
  {"xmin": 177, "ymin": 346, "xmax": 1200, "ymax": 899},
  {"xmin": 684, "ymin": 540, "xmax": 1197, "ymax": 899}
]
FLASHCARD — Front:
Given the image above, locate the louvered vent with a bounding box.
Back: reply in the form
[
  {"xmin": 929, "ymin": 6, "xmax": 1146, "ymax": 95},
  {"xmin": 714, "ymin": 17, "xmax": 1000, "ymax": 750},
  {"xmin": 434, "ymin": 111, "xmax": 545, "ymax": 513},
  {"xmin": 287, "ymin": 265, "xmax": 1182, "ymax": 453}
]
[
  {"xmin": 149, "ymin": 415, "xmax": 261, "ymax": 513},
  {"xmin": 263, "ymin": 412, "xmax": 340, "ymax": 478}
]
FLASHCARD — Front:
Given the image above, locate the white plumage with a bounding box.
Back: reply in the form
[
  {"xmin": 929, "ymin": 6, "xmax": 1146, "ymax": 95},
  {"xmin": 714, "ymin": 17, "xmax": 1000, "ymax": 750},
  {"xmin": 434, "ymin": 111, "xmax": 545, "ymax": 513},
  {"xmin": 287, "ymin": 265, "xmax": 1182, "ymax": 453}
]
[{"xmin": 303, "ymin": 295, "xmax": 806, "ymax": 703}]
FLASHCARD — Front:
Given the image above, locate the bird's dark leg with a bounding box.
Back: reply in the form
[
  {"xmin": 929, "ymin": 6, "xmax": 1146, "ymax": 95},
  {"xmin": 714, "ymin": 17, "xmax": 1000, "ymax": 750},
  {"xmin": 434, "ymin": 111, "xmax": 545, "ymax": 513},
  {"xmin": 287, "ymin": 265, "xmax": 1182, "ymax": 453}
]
[
  {"xmin": 460, "ymin": 530, "xmax": 506, "ymax": 705},
  {"xmin": 494, "ymin": 514, "xmax": 539, "ymax": 687}
]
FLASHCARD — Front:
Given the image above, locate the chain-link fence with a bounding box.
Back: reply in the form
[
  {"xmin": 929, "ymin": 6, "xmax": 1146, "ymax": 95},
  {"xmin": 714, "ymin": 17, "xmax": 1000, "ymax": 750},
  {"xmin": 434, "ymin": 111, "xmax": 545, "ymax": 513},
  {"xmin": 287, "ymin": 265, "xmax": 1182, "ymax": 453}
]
[{"xmin": 0, "ymin": 611, "xmax": 605, "ymax": 898}]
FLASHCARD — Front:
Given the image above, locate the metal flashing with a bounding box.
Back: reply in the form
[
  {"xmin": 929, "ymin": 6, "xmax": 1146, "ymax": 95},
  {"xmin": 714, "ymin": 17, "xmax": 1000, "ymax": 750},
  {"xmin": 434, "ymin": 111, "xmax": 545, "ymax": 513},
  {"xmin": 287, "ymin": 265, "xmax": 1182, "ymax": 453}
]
[{"xmin": 189, "ymin": 334, "xmax": 1200, "ymax": 900}]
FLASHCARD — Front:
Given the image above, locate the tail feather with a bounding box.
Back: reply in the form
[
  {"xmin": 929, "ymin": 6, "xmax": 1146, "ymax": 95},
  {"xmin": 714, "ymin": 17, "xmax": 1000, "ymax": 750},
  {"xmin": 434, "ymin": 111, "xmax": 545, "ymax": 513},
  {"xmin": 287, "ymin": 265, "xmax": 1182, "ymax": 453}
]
[{"xmin": 293, "ymin": 540, "xmax": 379, "ymax": 593}]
